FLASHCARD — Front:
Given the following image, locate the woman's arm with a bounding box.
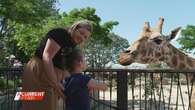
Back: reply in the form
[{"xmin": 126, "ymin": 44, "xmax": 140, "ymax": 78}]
[
  {"xmin": 42, "ymin": 38, "xmax": 64, "ymax": 98},
  {"xmin": 87, "ymin": 79, "xmax": 108, "ymax": 91},
  {"xmin": 54, "ymin": 68, "xmax": 70, "ymax": 91}
]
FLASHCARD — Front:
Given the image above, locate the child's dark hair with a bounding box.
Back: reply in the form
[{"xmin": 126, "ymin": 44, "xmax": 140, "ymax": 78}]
[{"xmin": 65, "ymin": 48, "xmax": 84, "ymax": 72}]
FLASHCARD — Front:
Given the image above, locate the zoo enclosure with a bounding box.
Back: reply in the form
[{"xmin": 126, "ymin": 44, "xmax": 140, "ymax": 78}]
[{"xmin": 0, "ymin": 68, "xmax": 194, "ymax": 110}]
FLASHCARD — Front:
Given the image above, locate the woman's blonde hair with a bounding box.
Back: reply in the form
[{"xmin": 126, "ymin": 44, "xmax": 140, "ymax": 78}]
[{"xmin": 68, "ymin": 20, "xmax": 93, "ymax": 37}]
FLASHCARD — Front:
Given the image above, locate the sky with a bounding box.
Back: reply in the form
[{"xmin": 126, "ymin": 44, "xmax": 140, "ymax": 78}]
[{"xmin": 56, "ymin": 0, "xmax": 195, "ymax": 45}]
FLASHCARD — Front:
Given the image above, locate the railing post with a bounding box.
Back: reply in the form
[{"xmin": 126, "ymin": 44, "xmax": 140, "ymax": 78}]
[{"xmin": 117, "ymin": 71, "xmax": 128, "ymax": 110}]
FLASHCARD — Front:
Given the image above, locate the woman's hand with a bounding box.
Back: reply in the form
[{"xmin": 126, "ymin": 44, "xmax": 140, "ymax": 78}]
[
  {"xmin": 55, "ymin": 68, "xmax": 70, "ymax": 81},
  {"xmin": 59, "ymin": 82, "xmax": 64, "ymax": 91},
  {"xmin": 53, "ymin": 83, "xmax": 64, "ymax": 98}
]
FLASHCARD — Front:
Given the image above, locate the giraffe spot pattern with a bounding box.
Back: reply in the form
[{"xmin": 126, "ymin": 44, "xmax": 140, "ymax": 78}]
[
  {"xmin": 179, "ymin": 62, "xmax": 185, "ymax": 69},
  {"xmin": 178, "ymin": 53, "xmax": 184, "ymax": 61},
  {"xmin": 187, "ymin": 58, "xmax": 193, "ymax": 67},
  {"xmin": 171, "ymin": 55, "xmax": 178, "ymax": 66}
]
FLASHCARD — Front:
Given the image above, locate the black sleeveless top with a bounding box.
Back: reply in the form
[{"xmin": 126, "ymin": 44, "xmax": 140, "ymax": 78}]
[{"xmin": 35, "ymin": 28, "xmax": 76, "ymax": 70}]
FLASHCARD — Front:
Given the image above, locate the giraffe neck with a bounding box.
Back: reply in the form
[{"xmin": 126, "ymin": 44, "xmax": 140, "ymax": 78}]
[{"xmin": 164, "ymin": 45, "xmax": 195, "ymax": 69}]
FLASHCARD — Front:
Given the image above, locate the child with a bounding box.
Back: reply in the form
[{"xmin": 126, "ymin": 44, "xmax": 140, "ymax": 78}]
[{"xmin": 63, "ymin": 48, "xmax": 108, "ymax": 110}]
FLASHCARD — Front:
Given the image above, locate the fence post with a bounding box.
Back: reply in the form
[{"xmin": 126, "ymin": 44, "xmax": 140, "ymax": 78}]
[{"xmin": 117, "ymin": 71, "xmax": 128, "ymax": 110}]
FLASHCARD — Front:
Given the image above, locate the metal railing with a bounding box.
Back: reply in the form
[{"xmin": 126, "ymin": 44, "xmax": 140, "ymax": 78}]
[
  {"xmin": 0, "ymin": 68, "xmax": 22, "ymax": 110},
  {"xmin": 0, "ymin": 68, "xmax": 194, "ymax": 110}
]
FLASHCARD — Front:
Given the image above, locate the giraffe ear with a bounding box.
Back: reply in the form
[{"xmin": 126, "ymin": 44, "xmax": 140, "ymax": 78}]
[{"xmin": 167, "ymin": 27, "xmax": 181, "ymax": 41}]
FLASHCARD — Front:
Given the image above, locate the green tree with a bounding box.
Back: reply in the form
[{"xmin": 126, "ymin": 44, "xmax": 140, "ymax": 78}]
[
  {"xmin": 11, "ymin": 7, "xmax": 120, "ymax": 63},
  {"xmin": 0, "ymin": 0, "xmax": 58, "ymax": 36},
  {"xmin": 177, "ymin": 25, "xmax": 195, "ymax": 54},
  {"xmin": 0, "ymin": 0, "xmax": 58, "ymax": 66},
  {"xmin": 108, "ymin": 33, "xmax": 129, "ymax": 63},
  {"xmin": 84, "ymin": 33, "xmax": 129, "ymax": 68}
]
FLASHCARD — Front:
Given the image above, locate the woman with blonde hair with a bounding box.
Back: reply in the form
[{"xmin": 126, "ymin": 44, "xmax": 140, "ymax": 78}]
[{"xmin": 22, "ymin": 20, "xmax": 93, "ymax": 110}]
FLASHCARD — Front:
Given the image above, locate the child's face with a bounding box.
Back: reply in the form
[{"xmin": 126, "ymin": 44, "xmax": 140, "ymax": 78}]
[
  {"xmin": 81, "ymin": 56, "xmax": 87, "ymax": 71},
  {"xmin": 76, "ymin": 56, "xmax": 87, "ymax": 71}
]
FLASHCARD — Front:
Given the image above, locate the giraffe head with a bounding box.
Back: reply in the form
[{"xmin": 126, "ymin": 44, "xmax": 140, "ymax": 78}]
[{"xmin": 119, "ymin": 17, "xmax": 181, "ymax": 66}]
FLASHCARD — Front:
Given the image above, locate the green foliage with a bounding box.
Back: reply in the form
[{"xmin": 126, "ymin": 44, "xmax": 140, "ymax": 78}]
[
  {"xmin": 0, "ymin": 49, "xmax": 9, "ymax": 67},
  {"xmin": 0, "ymin": 0, "xmax": 58, "ymax": 64},
  {"xmin": 84, "ymin": 33, "xmax": 129, "ymax": 68},
  {"xmin": 0, "ymin": 77, "xmax": 15, "ymax": 90},
  {"xmin": 0, "ymin": 0, "xmax": 58, "ymax": 25},
  {"xmin": 1, "ymin": 3, "xmax": 128, "ymax": 67},
  {"xmin": 64, "ymin": 7, "xmax": 119, "ymax": 44},
  {"xmin": 9, "ymin": 22, "xmax": 59, "ymax": 62},
  {"xmin": 10, "ymin": 7, "xmax": 122, "ymax": 64},
  {"xmin": 177, "ymin": 25, "xmax": 195, "ymax": 53},
  {"xmin": 108, "ymin": 33, "xmax": 129, "ymax": 63}
]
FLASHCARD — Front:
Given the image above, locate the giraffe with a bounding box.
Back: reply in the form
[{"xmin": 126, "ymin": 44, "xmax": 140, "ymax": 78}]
[{"xmin": 118, "ymin": 17, "xmax": 195, "ymax": 110}]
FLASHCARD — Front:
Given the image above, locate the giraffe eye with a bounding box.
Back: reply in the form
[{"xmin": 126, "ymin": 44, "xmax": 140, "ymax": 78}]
[
  {"xmin": 131, "ymin": 51, "xmax": 138, "ymax": 56},
  {"xmin": 152, "ymin": 38, "xmax": 162, "ymax": 45},
  {"xmin": 124, "ymin": 50, "xmax": 131, "ymax": 53}
]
